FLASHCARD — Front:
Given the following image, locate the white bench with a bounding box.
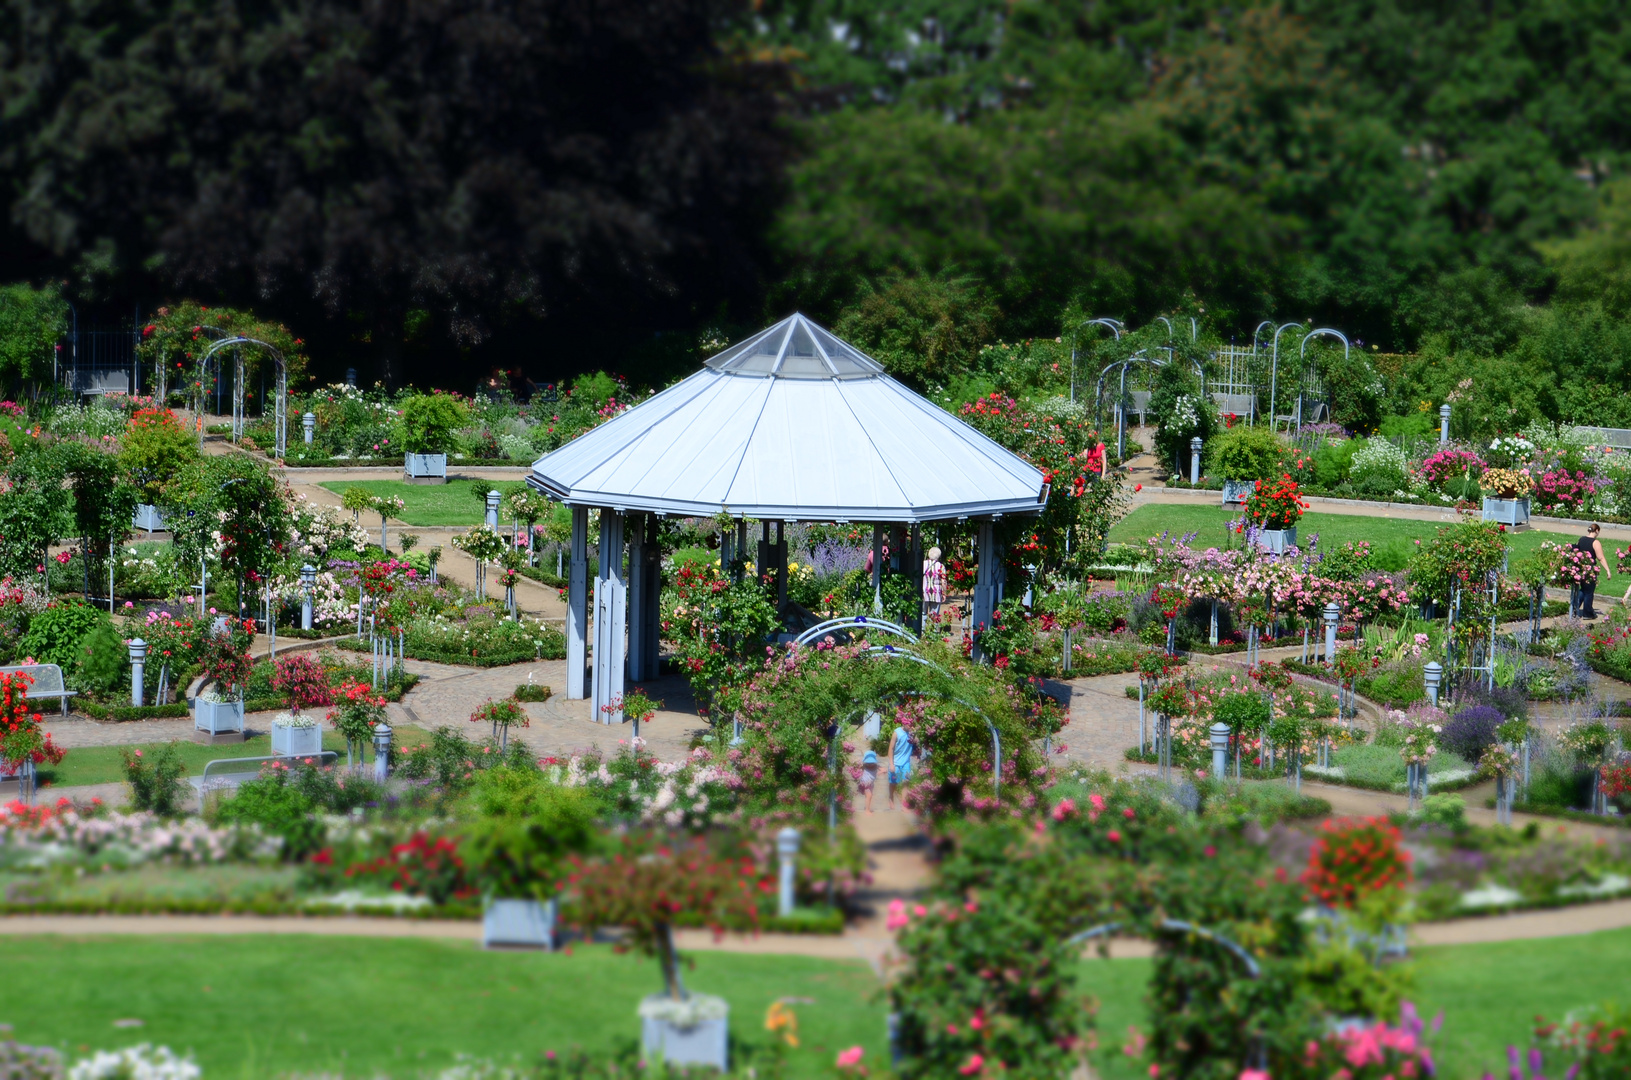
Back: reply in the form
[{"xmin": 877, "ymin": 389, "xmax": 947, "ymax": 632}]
[
  {"xmin": 1572, "ymin": 426, "xmax": 1631, "ymax": 451},
  {"xmin": 0, "ymin": 664, "xmax": 78, "ymax": 716},
  {"xmin": 186, "ymin": 750, "xmax": 340, "ymax": 805}
]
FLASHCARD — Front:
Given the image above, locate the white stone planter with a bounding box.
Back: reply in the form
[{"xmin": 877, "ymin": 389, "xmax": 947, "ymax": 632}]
[
  {"xmin": 1258, "ymin": 527, "xmax": 1297, "ymax": 554},
  {"xmin": 404, "ymin": 453, "xmax": 448, "ymax": 484},
  {"xmin": 194, "ymin": 697, "xmax": 245, "ymax": 735},
  {"xmin": 482, "ymin": 898, "xmax": 556, "ymax": 950},
  {"xmin": 1221, "ymin": 480, "xmax": 1254, "ymax": 508},
  {"xmin": 132, "ymin": 503, "xmax": 168, "ymax": 533},
  {"xmin": 271, "ymin": 718, "xmax": 322, "ymax": 757},
  {"xmin": 1482, "ymin": 496, "xmax": 1530, "ymax": 526},
  {"xmin": 639, "ymin": 994, "xmax": 729, "ymax": 1071}
]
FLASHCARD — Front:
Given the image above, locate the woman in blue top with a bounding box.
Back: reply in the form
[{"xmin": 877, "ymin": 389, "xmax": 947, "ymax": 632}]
[{"xmin": 887, "ymin": 724, "xmax": 915, "ymax": 810}]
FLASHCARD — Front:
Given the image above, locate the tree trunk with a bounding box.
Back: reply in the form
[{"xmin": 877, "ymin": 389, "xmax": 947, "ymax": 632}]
[{"xmin": 656, "ymin": 921, "xmax": 687, "ymax": 1000}]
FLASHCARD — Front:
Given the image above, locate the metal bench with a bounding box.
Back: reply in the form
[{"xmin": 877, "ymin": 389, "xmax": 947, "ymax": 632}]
[
  {"xmin": 1211, "ymin": 392, "xmax": 1256, "ymax": 423},
  {"xmin": 0, "ymin": 664, "xmax": 78, "ymax": 716},
  {"xmin": 187, "ymin": 751, "xmax": 339, "ymax": 805},
  {"xmin": 1571, "ymin": 426, "xmax": 1631, "ymax": 451}
]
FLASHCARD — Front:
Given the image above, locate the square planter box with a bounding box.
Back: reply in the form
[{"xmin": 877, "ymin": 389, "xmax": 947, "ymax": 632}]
[
  {"xmin": 194, "ymin": 697, "xmax": 245, "ymax": 736},
  {"xmin": 1482, "ymin": 496, "xmax": 1530, "ymax": 526},
  {"xmin": 639, "ymin": 995, "xmax": 728, "ymax": 1072},
  {"xmin": 404, "ymin": 453, "xmax": 448, "ymax": 485},
  {"xmin": 272, "ymin": 721, "xmax": 323, "ymax": 757},
  {"xmin": 483, "ymin": 898, "xmax": 557, "ymax": 950},
  {"xmin": 1258, "ymin": 527, "xmax": 1297, "ymax": 554},
  {"xmin": 133, "ymin": 504, "xmax": 168, "ymax": 533},
  {"xmin": 1221, "ymin": 480, "xmax": 1254, "ymax": 508}
]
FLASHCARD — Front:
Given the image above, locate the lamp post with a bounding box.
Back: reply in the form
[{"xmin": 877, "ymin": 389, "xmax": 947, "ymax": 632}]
[
  {"xmin": 302, "ymin": 412, "xmax": 315, "ymax": 445},
  {"xmin": 1190, "ymin": 436, "xmax": 1203, "ymax": 486},
  {"xmin": 300, "ymin": 563, "xmax": 316, "ymax": 631},
  {"xmin": 486, "ymin": 490, "xmax": 501, "ymax": 529},
  {"xmin": 1424, "ymin": 661, "xmax": 1443, "ymax": 707},
  {"xmin": 776, "ymin": 827, "xmax": 800, "ymax": 917},
  {"xmin": 373, "ymin": 722, "xmax": 393, "ymax": 784},
  {"xmin": 1323, "ymin": 602, "xmax": 1340, "ymax": 664},
  {"xmin": 1439, "ymin": 403, "xmax": 1451, "ymax": 443},
  {"xmin": 128, "ymin": 639, "xmax": 147, "ymax": 707},
  {"xmin": 1210, "ymin": 722, "xmax": 1231, "ymax": 781}
]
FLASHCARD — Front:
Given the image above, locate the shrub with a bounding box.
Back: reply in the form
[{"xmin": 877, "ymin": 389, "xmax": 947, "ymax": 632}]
[
  {"xmin": 215, "ymin": 764, "xmax": 324, "ymax": 860},
  {"xmin": 1440, "ymin": 706, "xmax": 1503, "ymax": 760},
  {"xmin": 18, "ymin": 603, "xmax": 107, "ymax": 669},
  {"xmin": 1312, "ymin": 438, "xmax": 1358, "ymax": 487},
  {"xmin": 1348, "ymin": 436, "xmax": 1411, "ymax": 494},
  {"xmin": 460, "ymin": 768, "xmax": 597, "ymax": 900},
  {"xmin": 1355, "ymin": 662, "xmax": 1425, "ymax": 708},
  {"xmin": 346, "ymin": 830, "xmax": 474, "ymax": 903},
  {"xmin": 271, "ymin": 653, "xmax": 332, "ymax": 713},
  {"xmin": 513, "ymin": 681, "xmax": 551, "ymax": 702},
  {"xmin": 1204, "ymin": 425, "xmax": 1285, "ymax": 481},
  {"xmin": 120, "ymin": 743, "xmax": 187, "ymax": 816},
  {"xmin": 72, "ymin": 620, "xmax": 129, "ymax": 696},
  {"xmin": 1301, "ymin": 816, "xmax": 1412, "ymax": 910},
  {"xmin": 396, "ymin": 394, "xmax": 467, "ymax": 455}
]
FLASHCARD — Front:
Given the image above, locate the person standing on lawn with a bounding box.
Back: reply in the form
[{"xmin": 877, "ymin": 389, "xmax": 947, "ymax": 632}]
[{"xmin": 1575, "ymin": 523, "xmax": 1613, "ymax": 618}]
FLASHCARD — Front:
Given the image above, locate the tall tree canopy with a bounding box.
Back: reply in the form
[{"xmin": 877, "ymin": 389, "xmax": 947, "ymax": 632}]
[{"xmin": 0, "ymin": 0, "xmax": 789, "ymax": 384}]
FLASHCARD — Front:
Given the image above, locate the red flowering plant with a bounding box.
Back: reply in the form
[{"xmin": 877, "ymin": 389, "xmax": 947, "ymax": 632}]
[
  {"xmin": 1298, "ymin": 1002, "xmax": 1442, "ymax": 1080},
  {"xmin": 1301, "ymin": 816, "xmax": 1412, "ymax": 930},
  {"xmin": 196, "ymin": 618, "xmax": 256, "ymax": 701},
  {"xmin": 1243, "ymin": 474, "xmax": 1307, "ymax": 532},
  {"xmin": 345, "ymin": 831, "xmax": 475, "ymax": 904},
  {"xmin": 1532, "ymin": 1002, "xmax": 1631, "ymax": 1080},
  {"xmin": 270, "ymin": 652, "xmax": 332, "ymax": 715},
  {"xmin": 471, "ymin": 696, "xmax": 528, "ymax": 750},
  {"xmin": 327, "ymin": 678, "xmax": 387, "ymax": 746},
  {"xmin": 565, "ymin": 833, "xmax": 766, "ymax": 1001},
  {"xmin": 0, "ymin": 671, "xmax": 65, "ymax": 772}
]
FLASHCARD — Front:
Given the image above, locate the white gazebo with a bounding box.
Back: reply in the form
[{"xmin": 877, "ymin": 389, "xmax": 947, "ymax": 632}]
[{"xmin": 528, "ymin": 313, "xmax": 1047, "ymax": 722}]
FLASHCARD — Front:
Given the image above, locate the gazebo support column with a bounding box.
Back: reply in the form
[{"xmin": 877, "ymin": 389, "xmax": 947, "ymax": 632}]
[
  {"xmin": 627, "ymin": 514, "xmax": 661, "ymax": 681},
  {"xmin": 905, "ymin": 526, "xmax": 924, "ymax": 633},
  {"xmin": 592, "ymin": 510, "xmax": 627, "ymax": 723},
  {"xmin": 758, "ymin": 521, "xmax": 789, "ymax": 609},
  {"xmin": 870, "ymin": 525, "xmax": 885, "ymax": 613},
  {"xmin": 971, "ymin": 520, "xmax": 998, "ymax": 662},
  {"xmin": 567, "ymin": 507, "xmax": 589, "ymax": 699}
]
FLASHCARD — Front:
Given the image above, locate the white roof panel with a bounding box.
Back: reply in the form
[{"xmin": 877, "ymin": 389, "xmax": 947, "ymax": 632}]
[{"xmin": 529, "ymin": 313, "xmax": 1047, "ymax": 522}]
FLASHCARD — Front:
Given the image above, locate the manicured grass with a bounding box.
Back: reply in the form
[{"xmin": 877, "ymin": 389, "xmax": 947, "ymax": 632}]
[
  {"xmin": 38, "ymin": 727, "xmax": 434, "ymax": 789},
  {"xmin": 0, "ymin": 937, "xmax": 883, "ymax": 1078},
  {"xmin": 320, "ymin": 479, "xmax": 532, "ymax": 526},
  {"xmin": 1109, "ymin": 504, "xmax": 1555, "ymax": 570},
  {"xmin": 1083, "ymin": 926, "xmax": 1631, "ymax": 1080}
]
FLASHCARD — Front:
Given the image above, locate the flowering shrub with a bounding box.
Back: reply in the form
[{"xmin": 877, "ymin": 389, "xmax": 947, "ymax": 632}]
[
  {"xmin": 1299, "ymin": 1002, "xmax": 1440, "ymax": 1080},
  {"xmin": 1481, "ymin": 467, "xmax": 1534, "ymax": 498},
  {"xmin": 1416, "ymin": 447, "xmax": 1485, "ymax": 488},
  {"xmin": 68, "ymin": 1043, "xmax": 201, "ymax": 1080},
  {"xmin": 1398, "ymin": 719, "xmax": 1441, "ymax": 765},
  {"xmin": 1539, "ymin": 540, "xmax": 1598, "ymax": 587},
  {"xmin": 1485, "ymin": 435, "xmax": 1536, "ymax": 469},
  {"xmin": 1243, "ymin": 474, "xmax": 1307, "ymax": 531},
  {"xmin": 1301, "ymin": 817, "xmax": 1412, "ymax": 909},
  {"xmin": 1531, "ymin": 1003, "xmax": 1631, "ymax": 1080},
  {"xmin": 271, "ymin": 653, "xmax": 332, "ymax": 713},
  {"xmin": 0, "ymin": 797, "xmax": 275, "ymax": 868},
  {"xmin": 1532, "ymin": 469, "xmax": 1598, "ymax": 511},
  {"xmin": 327, "ymin": 679, "xmax": 387, "ymax": 744},
  {"xmin": 471, "ymin": 697, "xmax": 528, "ymax": 749},
  {"xmin": 120, "ymin": 743, "xmax": 187, "ymax": 816},
  {"xmin": 346, "ymin": 831, "xmax": 474, "ymax": 904},
  {"xmin": 0, "ymin": 671, "xmax": 63, "ymax": 770}
]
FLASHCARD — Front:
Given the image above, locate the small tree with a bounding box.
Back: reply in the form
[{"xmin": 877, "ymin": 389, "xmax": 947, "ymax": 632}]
[
  {"xmin": 0, "ymin": 282, "xmax": 67, "ymax": 387},
  {"xmin": 397, "ymin": 393, "xmax": 467, "ymax": 454},
  {"xmin": 272, "ymin": 653, "xmax": 332, "ymax": 714},
  {"xmin": 568, "ymin": 834, "xmax": 764, "ymax": 1000}
]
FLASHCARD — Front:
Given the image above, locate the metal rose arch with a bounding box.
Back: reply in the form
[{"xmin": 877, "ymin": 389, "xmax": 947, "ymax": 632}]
[{"xmin": 197, "ymin": 336, "xmax": 290, "ymax": 458}]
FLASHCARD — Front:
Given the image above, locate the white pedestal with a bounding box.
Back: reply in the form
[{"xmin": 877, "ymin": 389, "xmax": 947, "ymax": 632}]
[
  {"xmin": 639, "ymin": 995, "xmax": 728, "ymax": 1071},
  {"xmin": 194, "ymin": 697, "xmax": 245, "ymax": 736},
  {"xmin": 1259, "ymin": 527, "xmax": 1297, "ymax": 554},
  {"xmin": 133, "ymin": 504, "xmax": 168, "ymax": 532},
  {"xmin": 1481, "ymin": 497, "xmax": 1530, "ymax": 526},
  {"xmin": 404, "ymin": 453, "xmax": 448, "ymax": 485},
  {"xmin": 271, "ymin": 721, "xmax": 322, "ymax": 757},
  {"xmin": 482, "ymin": 898, "xmax": 556, "ymax": 950}
]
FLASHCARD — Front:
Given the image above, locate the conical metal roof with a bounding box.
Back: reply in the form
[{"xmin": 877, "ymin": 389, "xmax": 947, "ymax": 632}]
[{"xmin": 528, "ymin": 314, "xmax": 1047, "ymax": 522}]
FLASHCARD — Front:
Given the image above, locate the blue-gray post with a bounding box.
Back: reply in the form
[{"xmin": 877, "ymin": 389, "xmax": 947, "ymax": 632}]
[
  {"xmin": 1190, "ymin": 436, "xmax": 1202, "ymax": 485},
  {"xmin": 1439, "ymin": 404, "xmax": 1451, "ymax": 443},
  {"xmin": 1210, "ymin": 722, "xmax": 1230, "ymax": 780},
  {"xmin": 373, "ymin": 723, "xmax": 393, "ymax": 783},
  {"xmin": 776, "ymin": 827, "xmax": 800, "ymax": 917},
  {"xmin": 1323, "ymin": 602, "xmax": 1340, "ymax": 664},
  {"xmin": 302, "ymin": 412, "xmax": 316, "ymax": 445},
  {"xmin": 486, "ymin": 490, "xmax": 501, "ymax": 529},
  {"xmin": 128, "ymin": 639, "xmax": 147, "ymax": 707}
]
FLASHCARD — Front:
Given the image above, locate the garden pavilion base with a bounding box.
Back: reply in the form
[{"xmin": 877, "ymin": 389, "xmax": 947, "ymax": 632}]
[{"xmin": 528, "ymin": 313, "xmax": 1049, "ymax": 719}]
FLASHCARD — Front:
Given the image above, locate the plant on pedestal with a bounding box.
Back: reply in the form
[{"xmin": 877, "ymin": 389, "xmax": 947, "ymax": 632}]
[
  {"xmin": 328, "ymin": 678, "xmax": 387, "ymax": 766},
  {"xmin": 1242, "ymin": 473, "xmax": 1306, "ymax": 532},
  {"xmin": 470, "ymin": 697, "xmax": 528, "ymax": 751},
  {"xmin": 0, "ymin": 671, "xmax": 64, "ymax": 775}
]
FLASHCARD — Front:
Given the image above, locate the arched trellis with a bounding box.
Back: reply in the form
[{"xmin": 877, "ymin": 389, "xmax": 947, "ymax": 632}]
[
  {"xmin": 1069, "ymin": 318, "xmax": 1123, "ymax": 404},
  {"xmin": 1292, "ymin": 328, "xmax": 1349, "ymax": 431},
  {"xmin": 1092, "ymin": 351, "xmax": 1156, "ymax": 461},
  {"xmin": 197, "ymin": 336, "xmax": 289, "ymax": 458},
  {"xmin": 1065, "ymin": 919, "xmax": 1263, "ymax": 978},
  {"xmin": 144, "ymin": 323, "xmax": 228, "ymax": 410},
  {"xmin": 790, "ymin": 616, "xmax": 1005, "ymax": 824}
]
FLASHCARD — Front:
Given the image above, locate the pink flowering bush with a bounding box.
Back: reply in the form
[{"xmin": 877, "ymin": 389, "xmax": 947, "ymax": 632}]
[
  {"xmin": 1531, "ymin": 468, "xmax": 1598, "ymax": 512},
  {"xmin": 1295, "ymin": 1002, "xmax": 1441, "ymax": 1079},
  {"xmin": 1416, "ymin": 447, "xmax": 1485, "ymax": 489}
]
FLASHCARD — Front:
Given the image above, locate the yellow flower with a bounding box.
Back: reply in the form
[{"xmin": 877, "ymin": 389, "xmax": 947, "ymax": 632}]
[{"xmin": 765, "ymin": 1000, "xmax": 799, "ymax": 1047}]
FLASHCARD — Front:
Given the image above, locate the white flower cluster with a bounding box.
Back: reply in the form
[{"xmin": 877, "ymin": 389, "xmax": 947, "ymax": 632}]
[
  {"xmin": 289, "ymin": 495, "xmax": 371, "ymax": 560},
  {"xmin": 1350, "ymin": 436, "xmax": 1410, "ymax": 481},
  {"xmin": 549, "ymin": 747, "xmax": 741, "ymax": 829},
  {"xmin": 70, "ymin": 1045, "xmax": 201, "ymax": 1080},
  {"xmin": 0, "ymin": 805, "xmax": 280, "ymax": 870},
  {"xmin": 268, "ymin": 568, "xmax": 357, "ymax": 628}
]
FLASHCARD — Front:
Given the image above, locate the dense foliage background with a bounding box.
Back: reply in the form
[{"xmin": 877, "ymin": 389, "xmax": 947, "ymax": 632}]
[{"xmin": 4, "ymin": 0, "xmax": 1631, "ymax": 403}]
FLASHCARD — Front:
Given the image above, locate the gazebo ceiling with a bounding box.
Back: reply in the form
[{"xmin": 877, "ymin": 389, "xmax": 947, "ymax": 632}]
[{"xmin": 527, "ymin": 313, "xmax": 1048, "ymax": 523}]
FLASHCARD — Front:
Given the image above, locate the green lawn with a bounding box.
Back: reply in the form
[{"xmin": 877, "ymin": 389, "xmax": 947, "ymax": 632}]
[
  {"xmin": 320, "ymin": 480, "xmax": 532, "ymax": 526},
  {"xmin": 39, "ymin": 727, "xmax": 434, "ymax": 789},
  {"xmin": 1109, "ymin": 504, "xmax": 1556, "ymax": 571},
  {"xmin": 1083, "ymin": 926, "xmax": 1631, "ymax": 1080},
  {"xmin": 0, "ymin": 937, "xmax": 883, "ymax": 1078}
]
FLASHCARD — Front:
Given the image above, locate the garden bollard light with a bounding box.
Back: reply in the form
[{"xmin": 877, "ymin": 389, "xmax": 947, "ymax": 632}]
[
  {"xmin": 1190, "ymin": 436, "xmax": 1202, "ymax": 486},
  {"xmin": 776, "ymin": 827, "xmax": 800, "ymax": 917},
  {"xmin": 1424, "ymin": 661, "xmax": 1443, "ymax": 707},
  {"xmin": 486, "ymin": 490, "xmax": 501, "ymax": 529},
  {"xmin": 302, "ymin": 412, "xmax": 315, "ymax": 445},
  {"xmin": 345, "ymin": 367, "xmax": 357, "ymax": 387},
  {"xmin": 1210, "ymin": 722, "xmax": 1230, "ymax": 780},
  {"xmin": 1439, "ymin": 403, "xmax": 1451, "ymax": 443},
  {"xmin": 1322, "ymin": 602, "xmax": 1340, "ymax": 664},
  {"xmin": 128, "ymin": 638, "xmax": 147, "ymax": 707},
  {"xmin": 300, "ymin": 563, "xmax": 316, "ymax": 630},
  {"xmin": 373, "ymin": 722, "xmax": 393, "ymax": 784}
]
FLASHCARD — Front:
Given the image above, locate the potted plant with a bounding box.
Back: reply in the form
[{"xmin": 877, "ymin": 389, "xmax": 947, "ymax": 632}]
[
  {"xmin": 1480, "ymin": 466, "xmax": 1534, "ymax": 526},
  {"xmin": 567, "ymin": 835, "xmax": 764, "ymax": 1070},
  {"xmin": 1205, "ymin": 425, "xmax": 1285, "ymax": 508},
  {"xmin": 0, "ymin": 671, "xmax": 65, "ymax": 799},
  {"xmin": 193, "ymin": 620, "xmax": 254, "ymax": 743},
  {"xmin": 463, "ymin": 768, "xmax": 596, "ymax": 950},
  {"xmin": 327, "ymin": 678, "xmax": 388, "ymax": 769},
  {"xmin": 399, "ymin": 393, "xmax": 467, "ymax": 483},
  {"xmin": 270, "ymin": 653, "xmax": 331, "ymax": 757},
  {"xmin": 1242, "ymin": 474, "xmax": 1306, "ymax": 553},
  {"xmin": 119, "ymin": 407, "xmax": 198, "ymax": 532}
]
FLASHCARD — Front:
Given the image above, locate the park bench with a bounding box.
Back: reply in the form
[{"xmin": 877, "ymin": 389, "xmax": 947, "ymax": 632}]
[
  {"xmin": 1210, "ymin": 392, "xmax": 1256, "ymax": 424},
  {"xmin": 1571, "ymin": 426, "xmax": 1631, "ymax": 451},
  {"xmin": 187, "ymin": 750, "xmax": 340, "ymax": 806},
  {"xmin": 0, "ymin": 663, "xmax": 78, "ymax": 716}
]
